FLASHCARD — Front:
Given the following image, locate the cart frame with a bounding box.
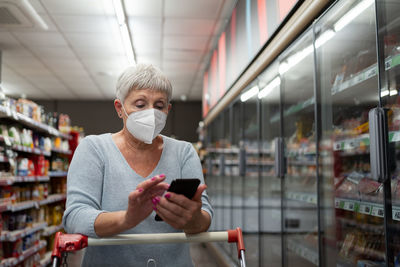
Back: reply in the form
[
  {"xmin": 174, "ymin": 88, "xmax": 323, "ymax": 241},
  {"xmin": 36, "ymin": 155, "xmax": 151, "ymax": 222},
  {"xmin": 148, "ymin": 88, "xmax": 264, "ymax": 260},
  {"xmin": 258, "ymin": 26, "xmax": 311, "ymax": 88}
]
[{"xmin": 51, "ymin": 227, "xmax": 246, "ymax": 267}]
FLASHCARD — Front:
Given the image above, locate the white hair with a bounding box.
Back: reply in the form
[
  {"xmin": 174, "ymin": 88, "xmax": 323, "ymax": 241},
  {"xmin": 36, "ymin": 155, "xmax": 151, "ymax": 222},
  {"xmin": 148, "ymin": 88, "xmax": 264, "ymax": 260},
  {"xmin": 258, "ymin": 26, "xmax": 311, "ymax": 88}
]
[{"xmin": 116, "ymin": 64, "xmax": 172, "ymax": 103}]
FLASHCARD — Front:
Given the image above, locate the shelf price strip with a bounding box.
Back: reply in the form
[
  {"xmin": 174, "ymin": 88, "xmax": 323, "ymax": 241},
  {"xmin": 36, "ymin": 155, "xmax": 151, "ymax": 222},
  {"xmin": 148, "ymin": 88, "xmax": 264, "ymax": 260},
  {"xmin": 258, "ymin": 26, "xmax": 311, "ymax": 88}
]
[{"xmin": 335, "ymin": 198, "xmax": 390, "ymax": 220}]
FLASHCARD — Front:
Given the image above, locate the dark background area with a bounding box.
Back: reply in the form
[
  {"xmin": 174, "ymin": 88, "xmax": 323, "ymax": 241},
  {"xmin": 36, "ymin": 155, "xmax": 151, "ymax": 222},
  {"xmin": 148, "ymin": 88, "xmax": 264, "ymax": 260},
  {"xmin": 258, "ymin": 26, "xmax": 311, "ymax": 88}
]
[{"xmin": 35, "ymin": 100, "xmax": 202, "ymax": 143}]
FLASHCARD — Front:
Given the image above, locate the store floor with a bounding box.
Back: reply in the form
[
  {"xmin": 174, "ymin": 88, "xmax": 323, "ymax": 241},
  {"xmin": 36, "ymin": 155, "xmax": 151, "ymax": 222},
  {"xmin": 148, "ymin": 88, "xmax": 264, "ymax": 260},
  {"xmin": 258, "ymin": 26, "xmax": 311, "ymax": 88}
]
[{"xmin": 65, "ymin": 243, "xmax": 219, "ymax": 266}]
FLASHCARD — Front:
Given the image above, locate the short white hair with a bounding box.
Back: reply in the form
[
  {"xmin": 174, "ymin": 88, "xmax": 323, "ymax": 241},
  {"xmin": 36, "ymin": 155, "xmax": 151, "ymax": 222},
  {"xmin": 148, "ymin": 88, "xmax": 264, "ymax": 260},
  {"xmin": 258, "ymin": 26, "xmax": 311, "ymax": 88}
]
[{"xmin": 116, "ymin": 64, "xmax": 172, "ymax": 103}]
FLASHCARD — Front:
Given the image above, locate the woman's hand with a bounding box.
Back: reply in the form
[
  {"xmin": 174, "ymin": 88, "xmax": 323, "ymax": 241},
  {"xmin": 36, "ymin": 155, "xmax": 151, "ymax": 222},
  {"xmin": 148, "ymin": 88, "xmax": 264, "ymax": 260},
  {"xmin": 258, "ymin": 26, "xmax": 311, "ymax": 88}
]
[
  {"xmin": 153, "ymin": 184, "xmax": 211, "ymax": 234},
  {"xmin": 123, "ymin": 174, "xmax": 169, "ymax": 229}
]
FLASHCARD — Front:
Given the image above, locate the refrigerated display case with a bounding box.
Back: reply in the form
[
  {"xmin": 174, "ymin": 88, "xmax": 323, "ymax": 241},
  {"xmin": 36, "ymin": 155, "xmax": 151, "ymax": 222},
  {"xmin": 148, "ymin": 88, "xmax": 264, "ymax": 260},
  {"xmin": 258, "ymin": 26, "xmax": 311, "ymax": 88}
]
[
  {"xmin": 279, "ymin": 29, "xmax": 319, "ymax": 267},
  {"xmin": 242, "ymin": 84, "xmax": 260, "ymax": 266},
  {"xmin": 379, "ymin": 0, "xmax": 400, "ymax": 265},
  {"xmin": 315, "ymin": 0, "xmax": 384, "ymax": 265},
  {"xmin": 203, "ymin": 0, "xmax": 400, "ymax": 266},
  {"xmin": 259, "ymin": 61, "xmax": 282, "ymax": 267}
]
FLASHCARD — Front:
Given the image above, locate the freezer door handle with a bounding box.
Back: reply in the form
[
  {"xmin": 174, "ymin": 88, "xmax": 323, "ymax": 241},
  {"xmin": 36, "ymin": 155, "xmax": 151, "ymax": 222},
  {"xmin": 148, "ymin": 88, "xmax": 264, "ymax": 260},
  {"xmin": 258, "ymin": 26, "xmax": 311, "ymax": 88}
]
[
  {"xmin": 274, "ymin": 137, "xmax": 285, "ymax": 178},
  {"xmin": 239, "ymin": 148, "xmax": 246, "ymax": 176},
  {"xmin": 369, "ymin": 107, "xmax": 389, "ymax": 182}
]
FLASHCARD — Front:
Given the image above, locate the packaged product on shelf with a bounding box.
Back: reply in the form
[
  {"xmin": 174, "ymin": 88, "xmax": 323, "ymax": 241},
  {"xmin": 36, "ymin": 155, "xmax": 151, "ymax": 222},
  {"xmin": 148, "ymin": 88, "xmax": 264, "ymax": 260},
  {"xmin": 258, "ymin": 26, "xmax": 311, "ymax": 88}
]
[
  {"xmin": 21, "ymin": 129, "xmax": 33, "ymax": 148},
  {"xmin": 58, "ymin": 113, "xmax": 71, "ymax": 133},
  {"xmin": 8, "ymin": 127, "xmax": 21, "ymax": 145},
  {"xmin": 44, "ymin": 137, "xmax": 52, "ymax": 152}
]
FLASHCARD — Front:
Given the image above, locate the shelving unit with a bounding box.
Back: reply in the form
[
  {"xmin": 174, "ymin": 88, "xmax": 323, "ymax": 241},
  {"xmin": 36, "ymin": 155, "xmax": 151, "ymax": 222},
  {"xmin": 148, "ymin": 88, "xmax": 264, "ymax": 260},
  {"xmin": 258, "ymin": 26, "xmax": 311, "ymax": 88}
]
[
  {"xmin": 0, "ymin": 101, "xmax": 74, "ymax": 266},
  {"xmin": 0, "ymin": 240, "xmax": 47, "ymax": 267},
  {"xmin": 287, "ymin": 238, "xmax": 318, "ymax": 266}
]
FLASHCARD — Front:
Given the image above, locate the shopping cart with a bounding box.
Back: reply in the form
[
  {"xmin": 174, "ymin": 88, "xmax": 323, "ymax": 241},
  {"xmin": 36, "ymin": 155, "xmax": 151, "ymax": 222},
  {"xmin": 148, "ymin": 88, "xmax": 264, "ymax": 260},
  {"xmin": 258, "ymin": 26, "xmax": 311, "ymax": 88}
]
[{"xmin": 51, "ymin": 227, "xmax": 246, "ymax": 267}]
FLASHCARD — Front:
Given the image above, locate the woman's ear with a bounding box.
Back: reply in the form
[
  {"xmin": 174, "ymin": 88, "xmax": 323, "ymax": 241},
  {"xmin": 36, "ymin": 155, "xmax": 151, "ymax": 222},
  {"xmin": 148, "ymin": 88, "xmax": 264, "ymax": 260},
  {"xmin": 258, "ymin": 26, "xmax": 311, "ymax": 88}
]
[
  {"xmin": 167, "ymin": 103, "xmax": 172, "ymax": 113},
  {"xmin": 114, "ymin": 99, "xmax": 123, "ymax": 118}
]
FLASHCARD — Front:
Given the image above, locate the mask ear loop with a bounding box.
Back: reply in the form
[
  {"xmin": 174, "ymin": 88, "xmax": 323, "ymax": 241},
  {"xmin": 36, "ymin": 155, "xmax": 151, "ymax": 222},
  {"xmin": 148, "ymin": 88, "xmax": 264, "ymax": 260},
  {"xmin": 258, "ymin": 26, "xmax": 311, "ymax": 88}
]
[{"xmin": 119, "ymin": 100, "xmax": 129, "ymax": 117}]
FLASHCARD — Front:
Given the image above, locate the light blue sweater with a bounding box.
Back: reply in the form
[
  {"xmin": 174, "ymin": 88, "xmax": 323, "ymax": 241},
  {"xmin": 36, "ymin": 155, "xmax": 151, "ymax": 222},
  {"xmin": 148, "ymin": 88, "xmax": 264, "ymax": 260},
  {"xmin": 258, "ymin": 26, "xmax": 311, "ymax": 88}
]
[{"xmin": 62, "ymin": 134, "xmax": 213, "ymax": 267}]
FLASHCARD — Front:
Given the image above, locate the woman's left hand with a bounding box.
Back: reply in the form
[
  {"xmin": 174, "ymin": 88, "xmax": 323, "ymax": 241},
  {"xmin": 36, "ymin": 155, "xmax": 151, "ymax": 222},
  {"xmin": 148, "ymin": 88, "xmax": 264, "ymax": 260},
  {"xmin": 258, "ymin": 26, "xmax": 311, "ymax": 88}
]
[{"xmin": 153, "ymin": 184, "xmax": 210, "ymax": 233}]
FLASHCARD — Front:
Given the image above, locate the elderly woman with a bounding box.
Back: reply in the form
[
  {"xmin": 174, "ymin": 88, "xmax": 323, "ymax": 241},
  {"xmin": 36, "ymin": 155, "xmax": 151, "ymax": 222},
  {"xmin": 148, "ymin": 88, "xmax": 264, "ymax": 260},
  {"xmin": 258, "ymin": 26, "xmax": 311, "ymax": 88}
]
[{"xmin": 62, "ymin": 64, "xmax": 213, "ymax": 267}]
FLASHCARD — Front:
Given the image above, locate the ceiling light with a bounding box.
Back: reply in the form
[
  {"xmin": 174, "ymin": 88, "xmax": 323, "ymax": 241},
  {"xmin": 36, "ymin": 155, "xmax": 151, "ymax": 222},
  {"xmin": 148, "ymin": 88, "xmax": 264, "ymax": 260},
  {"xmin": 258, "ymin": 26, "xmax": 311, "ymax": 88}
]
[
  {"xmin": 112, "ymin": 0, "xmax": 135, "ymax": 65},
  {"xmin": 180, "ymin": 95, "xmax": 187, "ymax": 101},
  {"xmin": 390, "ymin": 89, "xmax": 398, "ymax": 96},
  {"xmin": 315, "ymin": 29, "xmax": 335, "ymax": 48},
  {"xmin": 240, "ymin": 86, "xmax": 259, "ymax": 102},
  {"xmin": 334, "ymin": 0, "xmax": 374, "ymax": 32},
  {"xmin": 258, "ymin": 77, "xmax": 281, "ymax": 99},
  {"xmin": 21, "ymin": 0, "xmax": 48, "ymax": 30}
]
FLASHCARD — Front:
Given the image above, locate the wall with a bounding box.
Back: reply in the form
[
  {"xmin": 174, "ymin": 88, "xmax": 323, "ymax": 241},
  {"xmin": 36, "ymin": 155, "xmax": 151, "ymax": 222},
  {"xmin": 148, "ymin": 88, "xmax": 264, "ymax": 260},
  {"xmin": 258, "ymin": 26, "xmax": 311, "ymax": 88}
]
[{"xmin": 34, "ymin": 100, "xmax": 202, "ymax": 142}]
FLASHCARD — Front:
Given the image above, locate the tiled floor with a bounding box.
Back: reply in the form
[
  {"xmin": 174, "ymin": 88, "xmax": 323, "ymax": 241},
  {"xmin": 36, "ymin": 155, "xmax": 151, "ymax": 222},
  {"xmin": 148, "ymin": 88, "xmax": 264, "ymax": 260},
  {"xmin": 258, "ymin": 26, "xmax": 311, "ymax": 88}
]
[{"xmin": 65, "ymin": 243, "xmax": 219, "ymax": 267}]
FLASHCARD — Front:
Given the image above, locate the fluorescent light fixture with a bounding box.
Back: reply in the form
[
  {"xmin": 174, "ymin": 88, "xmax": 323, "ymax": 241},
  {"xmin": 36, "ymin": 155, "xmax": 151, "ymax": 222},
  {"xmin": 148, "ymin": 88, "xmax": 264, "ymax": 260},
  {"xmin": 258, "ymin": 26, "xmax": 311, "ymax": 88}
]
[
  {"xmin": 112, "ymin": 0, "xmax": 135, "ymax": 65},
  {"xmin": 258, "ymin": 77, "xmax": 281, "ymax": 99},
  {"xmin": 381, "ymin": 90, "xmax": 389, "ymax": 97},
  {"xmin": 240, "ymin": 86, "xmax": 259, "ymax": 102},
  {"xmin": 21, "ymin": 0, "xmax": 48, "ymax": 30},
  {"xmin": 390, "ymin": 89, "xmax": 398, "ymax": 96},
  {"xmin": 113, "ymin": 0, "xmax": 126, "ymax": 25},
  {"xmin": 120, "ymin": 24, "xmax": 135, "ymax": 64},
  {"xmin": 334, "ymin": 0, "xmax": 374, "ymax": 32}
]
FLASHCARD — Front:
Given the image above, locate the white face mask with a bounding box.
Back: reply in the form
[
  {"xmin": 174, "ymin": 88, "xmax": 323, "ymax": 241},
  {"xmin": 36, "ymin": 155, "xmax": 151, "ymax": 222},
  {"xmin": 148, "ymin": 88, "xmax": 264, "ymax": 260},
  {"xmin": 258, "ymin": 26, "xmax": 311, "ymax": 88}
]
[{"xmin": 121, "ymin": 105, "xmax": 167, "ymax": 144}]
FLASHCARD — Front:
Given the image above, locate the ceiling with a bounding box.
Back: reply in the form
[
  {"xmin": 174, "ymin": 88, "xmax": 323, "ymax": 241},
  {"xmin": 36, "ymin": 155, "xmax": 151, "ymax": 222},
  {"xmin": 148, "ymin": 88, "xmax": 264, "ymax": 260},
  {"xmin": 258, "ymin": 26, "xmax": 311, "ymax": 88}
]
[{"xmin": 0, "ymin": 0, "xmax": 237, "ymax": 101}]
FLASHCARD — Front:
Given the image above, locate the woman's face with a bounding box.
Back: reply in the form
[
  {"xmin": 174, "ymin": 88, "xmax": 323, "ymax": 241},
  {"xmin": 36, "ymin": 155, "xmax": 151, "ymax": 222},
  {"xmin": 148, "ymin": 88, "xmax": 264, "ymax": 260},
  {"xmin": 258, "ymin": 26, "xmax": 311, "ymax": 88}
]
[{"xmin": 122, "ymin": 89, "xmax": 170, "ymax": 115}]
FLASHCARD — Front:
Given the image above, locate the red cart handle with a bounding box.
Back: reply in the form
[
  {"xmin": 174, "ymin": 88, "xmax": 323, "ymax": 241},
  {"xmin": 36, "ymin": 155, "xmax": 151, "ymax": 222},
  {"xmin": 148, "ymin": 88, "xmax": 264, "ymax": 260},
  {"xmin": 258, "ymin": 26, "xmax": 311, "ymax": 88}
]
[
  {"xmin": 227, "ymin": 227, "xmax": 246, "ymax": 259},
  {"xmin": 51, "ymin": 228, "xmax": 245, "ymax": 266}
]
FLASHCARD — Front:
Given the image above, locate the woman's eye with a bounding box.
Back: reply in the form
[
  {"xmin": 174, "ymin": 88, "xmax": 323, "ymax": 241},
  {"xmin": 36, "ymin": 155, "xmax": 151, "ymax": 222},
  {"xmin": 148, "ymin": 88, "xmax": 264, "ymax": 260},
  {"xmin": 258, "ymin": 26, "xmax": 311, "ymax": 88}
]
[
  {"xmin": 155, "ymin": 106, "xmax": 164, "ymax": 110},
  {"xmin": 136, "ymin": 104, "xmax": 145, "ymax": 108}
]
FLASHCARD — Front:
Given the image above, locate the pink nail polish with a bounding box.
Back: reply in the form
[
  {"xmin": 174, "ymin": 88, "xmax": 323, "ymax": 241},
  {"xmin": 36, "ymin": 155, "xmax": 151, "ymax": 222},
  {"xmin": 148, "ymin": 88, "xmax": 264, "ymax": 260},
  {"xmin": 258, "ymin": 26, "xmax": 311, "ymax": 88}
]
[
  {"xmin": 153, "ymin": 206, "xmax": 157, "ymax": 211},
  {"xmin": 151, "ymin": 177, "xmax": 156, "ymax": 181},
  {"xmin": 160, "ymin": 174, "xmax": 165, "ymax": 178},
  {"xmin": 155, "ymin": 196, "xmax": 161, "ymax": 202},
  {"xmin": 152, "ymin": 198, "xmax": 157, "ymax": 204},
  {"xmin": 165, "ymin": 193, "xmax": 171, "ymax": 199},
  {"xmin": 138, "ymin": 188, "xmax": 143, "ymax": 193}
]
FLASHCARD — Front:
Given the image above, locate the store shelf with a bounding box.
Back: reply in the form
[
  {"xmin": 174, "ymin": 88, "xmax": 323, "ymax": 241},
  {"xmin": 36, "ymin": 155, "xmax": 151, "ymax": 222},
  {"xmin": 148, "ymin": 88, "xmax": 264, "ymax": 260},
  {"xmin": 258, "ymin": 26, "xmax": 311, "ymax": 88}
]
[
  {"xmin": 286, "ymin": 192, "xmax": 317, "ymax": 205},
  {"xmin": 48, "ymin": 171, "xmax": 68, "ymax": 177},
  {"xmin": 337, "ymin": 217, "xmax": 383, "ymax": 233},
  {"xmin": 11, "ymin": 144, "xmax": 51, "ymax": 157},
  {"xmin": 334, "ymin": 198, "xmax": 400, "ymax": 220},
  {"xmin": 206, "ymin": 147, "xmax": 240, "ymax": 153},
  {"xmin": 0, "ymin": 222, "xmax": 47, "ymax": 242},
  {"xmin": 42, "ymin": 224, "xmax": 63, "ymax": 237},
  {"xmin": 0, "ymin": 176, "xmax": 50, "ymax": 186},
  {"xmin": 0, "ymin": 240, "xmax": 47, "ymax": 267},
  {"xmin": 331, "ymin": 53, "xmax": 400, "ymax": 96},
  {"xmin": 287, "ymin": 159, "xmax": 316, "ymax": 166},
  {"xmin": 269, "ymin": 53, "xmax": 400, "ymax": 125},
  {"xmin": 39, "ymin": 251, "xmax": 52, "ymax": 267},
  {"xmin": 0, "ymin": 106, "xmax": 71, "ymax": 140},
  {"xmin": 287, "ymin": 238, "xmax": 318, "ymax": 266},
  {"xmin": 38, "ymin": 194, "xmax": 66, "ymax": 206},
  {"xmin": 1, "ymin": 194, "xmax": 66, "ymax": 213},
  {"xmin": 51, "ymin": 148, "xmax": 72, "ymax": 155}
]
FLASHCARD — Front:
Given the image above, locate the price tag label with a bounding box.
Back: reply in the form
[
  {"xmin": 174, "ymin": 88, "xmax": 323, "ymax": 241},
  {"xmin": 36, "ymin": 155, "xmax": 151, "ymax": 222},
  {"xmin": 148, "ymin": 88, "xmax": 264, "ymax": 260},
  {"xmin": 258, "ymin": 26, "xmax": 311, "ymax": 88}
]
[
  {"xmin": 309, "ymin": 196, "xmax": 317, "ymax": 204},
  {"xmin": 5, "ymin": 107, "xmax": 11, "ymax": 117},
  {"xmin": 359, "ymin": 204, "xmax": 371, "ymax": 215},
  {"xmin": 393, "ymin": 210, "xmax": 400, "ymax": 221},
  {"xmin": 335, "ymin": 199, "xmax": 340, "ymax": 208},
  {"xmin": 371, "ymin": 206, "xmax": 384, "ymax": 217},
  {"xmin": 343, "ymin": 201, "xmax": 355, "ymax": 211},
  {"xmin": 392, "ymin": 132, "xmax": 400, "ymax": 142},
  {"xmin": 366, "ymin": 68, "xmax": 376, "ymax": 79}
]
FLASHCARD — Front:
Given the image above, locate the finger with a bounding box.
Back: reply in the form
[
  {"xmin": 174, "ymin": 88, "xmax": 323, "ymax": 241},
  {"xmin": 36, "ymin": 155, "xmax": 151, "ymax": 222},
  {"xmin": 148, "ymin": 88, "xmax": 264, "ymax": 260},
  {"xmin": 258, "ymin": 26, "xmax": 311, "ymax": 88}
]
[
  {"xmin": 157, "ymin": 197, "xmax": 188, "ymax": 217},
  {"xmin": 136, "ymin": 174, "xmax": 166, "ymax": 191},
  {"xmin": 192, "ymin": 184, "xmax": 207, "ymax": 202},
  {"xmin": 155, "ymin": 203, "xmax": 188, "ymax": 227}
]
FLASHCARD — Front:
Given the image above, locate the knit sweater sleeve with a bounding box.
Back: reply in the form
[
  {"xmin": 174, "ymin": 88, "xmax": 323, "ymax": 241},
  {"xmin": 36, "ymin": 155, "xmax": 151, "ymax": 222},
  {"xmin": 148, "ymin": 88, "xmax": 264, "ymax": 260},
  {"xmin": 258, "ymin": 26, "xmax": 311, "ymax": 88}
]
[{"xmin": 62, "ymin": 136, "xmax": 106, "ymax": 238}]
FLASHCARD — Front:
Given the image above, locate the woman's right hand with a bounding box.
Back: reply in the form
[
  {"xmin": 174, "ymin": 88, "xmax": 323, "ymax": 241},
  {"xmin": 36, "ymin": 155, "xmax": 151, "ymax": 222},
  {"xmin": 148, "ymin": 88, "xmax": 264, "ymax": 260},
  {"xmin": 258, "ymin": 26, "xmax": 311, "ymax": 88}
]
[{"xmin": 123, "ymin": 174, "xmax": 169, "ymax": 228}]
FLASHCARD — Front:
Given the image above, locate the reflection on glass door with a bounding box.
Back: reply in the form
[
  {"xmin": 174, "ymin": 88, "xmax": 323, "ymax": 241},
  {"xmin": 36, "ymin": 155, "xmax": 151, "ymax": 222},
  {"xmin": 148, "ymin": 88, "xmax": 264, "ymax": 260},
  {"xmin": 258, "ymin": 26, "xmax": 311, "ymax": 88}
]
[
  {"xmin": 280, "ymin": 29, "xmax": 318, "ymax": 266},
  {"xmin": 316, "ymin": 0, "xmax": 383, "ymax": 265},
  {"xmin": 259, "ymin": 61, "xmax": 282, "ymax": 266},
  {"xmin": 379, "ymin": 0, "xmax": 400, "ymax": 265},
  {"xmin": 242, "ymin": 83, "xmax": 260, "ymax": 266}
]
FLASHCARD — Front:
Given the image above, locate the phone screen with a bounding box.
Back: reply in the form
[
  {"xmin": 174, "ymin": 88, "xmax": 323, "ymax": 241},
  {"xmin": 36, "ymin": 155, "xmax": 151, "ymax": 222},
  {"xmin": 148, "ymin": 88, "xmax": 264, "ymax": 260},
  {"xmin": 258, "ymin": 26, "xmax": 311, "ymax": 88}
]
[{"xmin": 155, "ymin": 178, "xmax": 200, "ymax": 221}]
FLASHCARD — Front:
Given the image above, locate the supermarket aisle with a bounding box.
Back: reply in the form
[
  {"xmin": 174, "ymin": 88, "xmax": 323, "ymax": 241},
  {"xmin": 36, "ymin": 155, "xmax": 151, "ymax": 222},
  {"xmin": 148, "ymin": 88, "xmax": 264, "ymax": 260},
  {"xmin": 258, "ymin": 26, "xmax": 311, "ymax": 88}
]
[{"xmin": 66, "ymin": 244, "xmax": 220, "ymax": 267}]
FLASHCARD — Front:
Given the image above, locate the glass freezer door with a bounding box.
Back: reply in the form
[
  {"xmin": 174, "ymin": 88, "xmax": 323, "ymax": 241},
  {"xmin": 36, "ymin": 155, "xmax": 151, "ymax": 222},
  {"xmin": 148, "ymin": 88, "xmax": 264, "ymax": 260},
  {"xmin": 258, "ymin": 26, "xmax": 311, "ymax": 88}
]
[
  {"xmin": 280, "ymin": 30, "xmax": 319, "ymax": 266},
  {"xmin": 259, "ymin": 61, "xmax": 282, "ymax": 267},
  {"xmin": 315, "ymin": 0, "xmax": 383, "ymax": 265},
  {"xmin": 379, "ymin": 0, "xmax": 400, "ymax": 265}
]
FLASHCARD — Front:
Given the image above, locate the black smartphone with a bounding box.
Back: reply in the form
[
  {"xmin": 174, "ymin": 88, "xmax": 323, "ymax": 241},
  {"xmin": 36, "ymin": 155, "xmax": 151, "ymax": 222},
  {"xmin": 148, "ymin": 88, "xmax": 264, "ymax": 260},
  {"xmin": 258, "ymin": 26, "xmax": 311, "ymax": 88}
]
[{"xmin": 155, "ymin": 178, "xmax": 200, "ymax": 221}]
